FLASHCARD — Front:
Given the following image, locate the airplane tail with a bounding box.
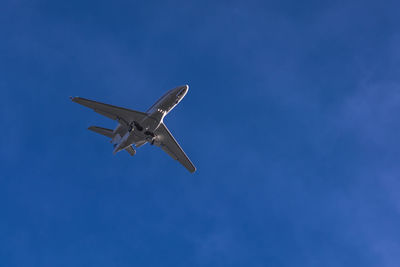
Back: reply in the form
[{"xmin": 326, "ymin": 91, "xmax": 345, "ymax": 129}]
[
  {"xmin": 88, "ymin": 126, "xmax": 114, "ymax": 138},
  {"xmin": 88, "ymin": 126, "xmax": 136, "ymax": 156}
]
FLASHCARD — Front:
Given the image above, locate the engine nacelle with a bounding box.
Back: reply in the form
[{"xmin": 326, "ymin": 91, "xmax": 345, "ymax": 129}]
[
  {"xmin": 111, "ymin": 133, "xmax": 122, "ymax": 145},
  {"xmin": 113, "ymin": 123, "xmax": 125, "ymax": 135},
  {"xmin": 112, "ymin": 132, "xmax": 130, "ymax": 154}
]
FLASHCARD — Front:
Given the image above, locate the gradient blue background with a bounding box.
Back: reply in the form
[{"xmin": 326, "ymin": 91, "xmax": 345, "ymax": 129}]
[{"xmin": 1, "ymin": 0, "xmax": 400, "ymax": 266}]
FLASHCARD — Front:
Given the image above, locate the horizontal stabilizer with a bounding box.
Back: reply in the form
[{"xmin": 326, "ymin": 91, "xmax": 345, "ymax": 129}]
[{"xmin": 88, "ymin": 126, "xmax": 114, "ymax": 138}]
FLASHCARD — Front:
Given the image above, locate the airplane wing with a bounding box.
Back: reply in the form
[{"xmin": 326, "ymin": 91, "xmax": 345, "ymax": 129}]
[
  {"xmin": 71, "ymin": 97, "xmax": 147, "ymax": 125},
  {"xmin": 154, "ymin": 123, "xmax": 196, "ymax": 173}
]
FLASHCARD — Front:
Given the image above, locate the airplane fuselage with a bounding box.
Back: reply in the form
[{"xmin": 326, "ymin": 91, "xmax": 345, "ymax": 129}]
[
  {"xmin": 112, "ymin": 85, "xmax": 188, "ymax": 153},
  {"xmin": 71, "ymin": 84, "xmax": 196, "ymax": 172}
]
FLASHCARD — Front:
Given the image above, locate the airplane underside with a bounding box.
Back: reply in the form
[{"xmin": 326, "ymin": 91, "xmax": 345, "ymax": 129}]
[
  {"xmin": 88, "ymin": 126, "xmax": 135, "ymax": 154},
  {"xmin": 71, "ymin": 84, "xmax": 196, "ymax": 173},
  {"xmin": 89, "ymin": 123, "xmax": 157, "ymax": 156}
]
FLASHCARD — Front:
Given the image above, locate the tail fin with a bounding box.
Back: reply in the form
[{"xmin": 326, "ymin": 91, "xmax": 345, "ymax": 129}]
[{"xmin": 88, "ymin": 126, "xmax": 114, "ymax": 138}]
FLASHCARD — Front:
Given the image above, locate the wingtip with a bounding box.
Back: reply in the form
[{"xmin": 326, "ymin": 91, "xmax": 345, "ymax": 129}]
[{"xmin": 70, "ymin": 96, "xmax": 79, "ymax": 102}]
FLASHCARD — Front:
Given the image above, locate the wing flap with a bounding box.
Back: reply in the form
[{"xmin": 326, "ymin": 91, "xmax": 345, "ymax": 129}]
[{"xmin": 155, "ymin": 123, "xmax": 196, "ymax": 173}]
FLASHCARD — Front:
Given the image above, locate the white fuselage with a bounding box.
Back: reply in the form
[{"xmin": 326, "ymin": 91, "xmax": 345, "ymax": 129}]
[{"xmin": 112, "ymin": 85, "xmax": 188, "ymax": 153}]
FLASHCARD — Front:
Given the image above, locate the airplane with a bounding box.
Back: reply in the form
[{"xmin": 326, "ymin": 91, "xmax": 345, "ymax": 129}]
[{"xmin": 71, "ymin": 85, "xmax": 196, "ymax": 173}]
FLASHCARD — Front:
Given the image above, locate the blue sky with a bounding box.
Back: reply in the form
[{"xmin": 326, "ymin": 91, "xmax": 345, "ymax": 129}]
[{"xmin": 1, "ymin": 0, "xmax": 400, "ymax": 266}]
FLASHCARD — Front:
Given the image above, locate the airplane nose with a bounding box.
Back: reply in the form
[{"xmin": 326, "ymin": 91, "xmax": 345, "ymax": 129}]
[
  {"xmin": 182, "ymin": 85, "xmax": 189, "ymax": 94},
  {"xmin": 177, "ymin": 85, "xmax": 188, "ymax": 92},
  {"xmin": 176, "ymin": 85, "xmax": 189, "ymax": 97}
]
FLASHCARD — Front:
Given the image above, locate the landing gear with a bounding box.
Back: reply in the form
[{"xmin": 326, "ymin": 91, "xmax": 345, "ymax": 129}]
[
  {"xmin": 133, "ymin": 121, "xmax": 143, "ymax": 131},
  {"xmin": 144, "ymin": 131, "xmax": 155, "ymax": 137},
  {"xmin": 144, "ymin": 130, "xmax": 156, "ymax": 145},
  {"xmin": 128, "ymin": 121, "xmax": 143, "ymax": 132}
]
